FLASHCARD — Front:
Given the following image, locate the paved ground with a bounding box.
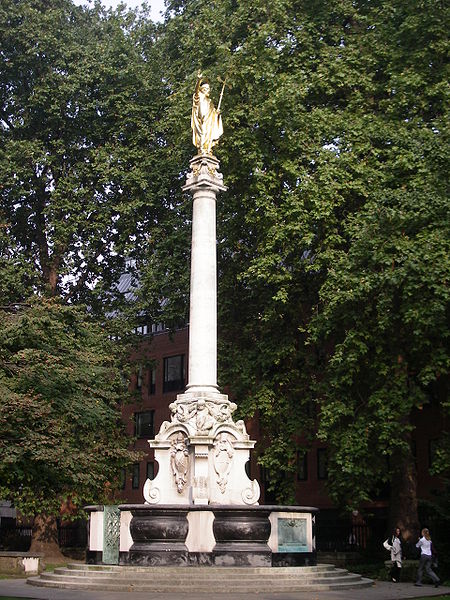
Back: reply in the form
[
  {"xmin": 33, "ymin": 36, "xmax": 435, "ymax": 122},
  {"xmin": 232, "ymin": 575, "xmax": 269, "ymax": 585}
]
[{"xmin": 0, "ymin": 578, "xmax": 449, "ymax": 600}]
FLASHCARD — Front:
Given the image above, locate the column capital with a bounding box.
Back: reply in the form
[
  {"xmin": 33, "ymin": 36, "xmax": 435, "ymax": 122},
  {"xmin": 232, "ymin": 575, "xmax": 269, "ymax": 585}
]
[{"xmin": 183, "ymin": 154, "xmax": 227, "ymax": 193}]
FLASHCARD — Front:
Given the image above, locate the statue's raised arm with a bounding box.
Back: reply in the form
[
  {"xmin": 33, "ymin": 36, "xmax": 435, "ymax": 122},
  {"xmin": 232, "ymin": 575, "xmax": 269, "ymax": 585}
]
[{"xmin": 191, "ymin": 72, "xmax": 224, "ymax": 155}]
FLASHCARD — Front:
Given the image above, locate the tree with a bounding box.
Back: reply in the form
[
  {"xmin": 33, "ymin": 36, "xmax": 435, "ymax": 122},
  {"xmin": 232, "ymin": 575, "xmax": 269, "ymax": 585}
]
[
  {"xmin": 0, "ymin": 1, "xmax": 171, "ymax": 554},
  {"xmin": 307, "ymin": 0, "xmax": 449, "ymax": 539},
  {"xmin": 311, "ymin": 185, "xmax": 449, "ymax": 537},
  {"xmin": 147, "ymin": 0, "xmax": 384, "ymax": 498},
  {"xmin": 139, "ymin": 0, "xmax": 449, "ymax": 530},
  {"xmin": 0, "ymin": 0, "xmax": 169, "ymax": 311},
  {"xmin": 139, "ymin": 0, "xmax": 333, "ymax": 500},
  {"xmin": 0, "ymin": 299, "xmax": 141, "ymax": 556}
]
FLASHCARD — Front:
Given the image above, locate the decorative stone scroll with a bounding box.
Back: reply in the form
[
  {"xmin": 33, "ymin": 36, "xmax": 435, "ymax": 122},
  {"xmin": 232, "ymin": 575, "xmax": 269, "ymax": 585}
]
[
  {"xmin": 242, "ymin": 479, "xmax": 261, "ymax": 505},
  {"xmin": 143, "ymin": 479, "xmax": 161, "ymax": 505}
]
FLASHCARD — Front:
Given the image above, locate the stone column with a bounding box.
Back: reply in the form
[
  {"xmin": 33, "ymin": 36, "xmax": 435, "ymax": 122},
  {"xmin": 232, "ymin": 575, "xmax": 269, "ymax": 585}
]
[
  {"xmin": 145, "ymin": 153, "xmax": 260, "ymax": 508},
  {"xmin": 182, "ymin": 154, "xmax": 226, "ymax": 395}
]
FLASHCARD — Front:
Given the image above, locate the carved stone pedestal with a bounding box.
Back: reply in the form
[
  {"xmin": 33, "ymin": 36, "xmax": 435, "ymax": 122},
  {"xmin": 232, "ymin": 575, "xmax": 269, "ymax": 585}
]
[
  {"xmin": 88, "ymin": 504, "xmax": 319, "ymax": 567},
  {"xmin": 212, "ymin": 507, "xmax": 272, "ymax": 567},
  {"xmin": 124, "ymin": 507, "xmax": 189, "ymax": 566},
  {"xmin": 143, "ymin": 389, "xmax": 260, "ymax": 506}
]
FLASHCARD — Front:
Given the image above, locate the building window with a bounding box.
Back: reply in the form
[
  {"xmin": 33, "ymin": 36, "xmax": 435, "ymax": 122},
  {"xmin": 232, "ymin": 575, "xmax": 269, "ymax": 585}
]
[
  {"xmin": 135, "ymin": 325, "xmax": 148, "ymax": 335},
  {"xmin": 260, "ymin": 466, "xmax": 277, "ymax": 504},
  {"xmin": 136, "ymin": 364, "xmax": 143, "ymax": 390},
  {"xmin": 134, "ymin": 411, "xmax": 155, "ymax": 439},
  {"xmin": 163, "ymin": 355, "xmax": 185, "ymax": 393},
  {"xmin": 317, "ymin": 448, "xmax": 328, "ymax": 480},
  {"xmin": 297, "ymin": 451, "xmax": 308, "ymax": 481},
  {"xmin": 132, "ymin": 463, "xmax": 140, "ymax": 489},
  {"xmin": 119, "ymin": 468, "xmax": 126, "ymax": 490},
  {"xmin": 149, "ymin": 366, "xmax": 156, "ymax": 395},
  {"xmin": 146, "ymin": 461, "xmax": 155, "ymax": 481}
]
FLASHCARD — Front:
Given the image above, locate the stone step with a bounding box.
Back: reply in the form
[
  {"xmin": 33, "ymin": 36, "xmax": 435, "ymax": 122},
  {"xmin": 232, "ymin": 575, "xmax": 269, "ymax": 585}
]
[
  {"xmin": 55, "ymin": 565, "xmax": 348, "ymax": 579},
  {"xmin": 64, "ymin": 562, "xmax": 337, "ymax": 574},
  {"xmin": 28, "ymin": 563, "xmax": 373, "ymax": 593},
  {"xmin": 46, "ymin": 569, "xmax": 362, "ymax": 584},
  {"xmin": 29, "ymin": 577, "xmax": 373, "ymax": 593},
  {"xmin": 27, "ymin": 578, "xmax": 373, "ymax": 597}
]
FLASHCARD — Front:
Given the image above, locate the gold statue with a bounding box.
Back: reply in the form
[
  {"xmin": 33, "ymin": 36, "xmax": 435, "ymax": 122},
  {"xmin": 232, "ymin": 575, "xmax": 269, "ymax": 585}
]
[{"xmin": 191, "ymin": 72, "xmax": 224, "ymax": 155}]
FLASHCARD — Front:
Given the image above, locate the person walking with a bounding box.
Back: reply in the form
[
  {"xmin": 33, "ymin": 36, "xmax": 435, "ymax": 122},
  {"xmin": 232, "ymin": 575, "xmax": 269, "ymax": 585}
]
[
  {"xmin": 415, "ymin": 527, "xmax": 440, "ymax": 587},
  {"xmin": 383, "ymin": 527, "xmax": 403, "ymax": 582}
]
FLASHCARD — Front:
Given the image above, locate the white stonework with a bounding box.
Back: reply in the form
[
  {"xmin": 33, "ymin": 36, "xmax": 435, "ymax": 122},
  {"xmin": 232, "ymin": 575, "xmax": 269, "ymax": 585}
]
[
  {"xmin": 185, "ymin": 511, "xmax": 215, "ymax": 552},
  {"xmin": 144, "ymin": 155, "xmax": 260, "ymax": 507},
  {"xmin": 184, "ymin": 155, "xmax": 225, "ymax": 396},
  {"xmin": 145, "ymin": 413, "xmax": 259, "ymax": 506},
  {"xmin": 89, "ymin": 510, "xmax": 104, "ymax": 552},
  {"xmin": 119, "ymin": 511, "xmax": 133, "ymax": 552},
  {"xmin": 22, "ymin": 557, "xmax": 39, "ymax": 574}
]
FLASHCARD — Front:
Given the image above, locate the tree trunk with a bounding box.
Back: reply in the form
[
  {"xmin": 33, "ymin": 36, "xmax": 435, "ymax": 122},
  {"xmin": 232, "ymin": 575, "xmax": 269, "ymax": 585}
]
[
  {"xmin": 388, "ymin": 429, "xmax": 420, "ymax": 552},
  {"xmin": 29, "ymin": 514, "xmax": 65, "ymax": 561}
]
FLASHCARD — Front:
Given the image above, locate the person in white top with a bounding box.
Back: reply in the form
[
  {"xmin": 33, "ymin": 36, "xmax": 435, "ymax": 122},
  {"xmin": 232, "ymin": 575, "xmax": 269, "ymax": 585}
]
[
  {"xmin": 383, "ymin": 527, "xmax": 403, "ymax": 582},
  {"xmin": 415, "ymin": 527, "xmax": 440, "ymax": 587}
]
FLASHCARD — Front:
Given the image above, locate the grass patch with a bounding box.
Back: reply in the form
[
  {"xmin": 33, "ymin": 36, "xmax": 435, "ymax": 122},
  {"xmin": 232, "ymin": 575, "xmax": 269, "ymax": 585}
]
[
  {"xmin": 44, "ymin": 562, "xmax": 68, "ymax": 572},
  {"xmin": 0, "ymin": 596, "xmax": 39, "ymax": 599},
  {"xmin": 351, "ymin": 562, "xmax": 386, "ymax": 580},
  {"xmin": 413, "ymin": 596, "xmax": 450, "ymax": 600}
]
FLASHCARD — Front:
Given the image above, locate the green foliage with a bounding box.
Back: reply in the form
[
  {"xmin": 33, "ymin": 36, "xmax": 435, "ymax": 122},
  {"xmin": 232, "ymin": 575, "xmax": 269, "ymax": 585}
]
[
  {"xmin": 0, "ymin": 219, "xmax": 37, "ymax": 306},
  {"xmin": 311, "ymin": 187, "xmax": 449, "ymax": 508},
  {"xmin": 307, "ymin": 0, "xmax": 450, "ymax": 506},
  {"xmin": 0, "ymin": 299, "xmax": 141, "ymax": 516},
  {"xmin": 0, "ymin": 0, "xmax": 169, "ymax": 310},
  {"xmin": 0, "ymin": 0, "xmax": 447, "ymax": 525},
  {"xmin": 138, "ymin": 0, "xmax": 449, "ymax": 512}
]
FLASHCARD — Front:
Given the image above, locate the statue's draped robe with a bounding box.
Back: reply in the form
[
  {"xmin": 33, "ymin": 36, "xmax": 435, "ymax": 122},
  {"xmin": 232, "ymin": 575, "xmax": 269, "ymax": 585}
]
[{"xmin": 191, "ymin": 90, "xmax": 223, "ymax": 155}]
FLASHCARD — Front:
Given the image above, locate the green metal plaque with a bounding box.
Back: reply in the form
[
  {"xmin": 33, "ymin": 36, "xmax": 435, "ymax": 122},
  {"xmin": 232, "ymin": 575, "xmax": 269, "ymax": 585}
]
[
  {"xmin": 277, "ymin": 517, "xmax": 308, "ymax": 552},
  {"xmin": 102, "ymin": 505, "xmax": 120, "ymax": 564}
]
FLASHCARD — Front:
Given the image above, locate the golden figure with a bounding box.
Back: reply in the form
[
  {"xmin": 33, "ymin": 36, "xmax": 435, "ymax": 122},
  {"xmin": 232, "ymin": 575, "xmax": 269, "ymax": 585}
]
[{"xmin": 191, "ymin": 72, "xmax": 224, "ymax": 155}]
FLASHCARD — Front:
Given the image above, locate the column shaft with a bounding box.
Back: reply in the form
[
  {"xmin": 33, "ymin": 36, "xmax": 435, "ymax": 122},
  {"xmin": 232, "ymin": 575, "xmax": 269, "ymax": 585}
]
[{"xmin": 186, "ymin": 187, "xmax": 218, "ymax": 392}]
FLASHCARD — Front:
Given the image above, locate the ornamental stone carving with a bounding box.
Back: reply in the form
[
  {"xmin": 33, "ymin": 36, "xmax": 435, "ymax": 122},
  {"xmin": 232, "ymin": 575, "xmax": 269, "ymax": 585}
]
[
  {"xmin": 193, "ymin": 476, "xmax": 209, "ymax": 502},
  {"xmin": 184, "ymin": 154, "xmax": 226, "ymax": 193},
  {"xmin": 170, "ymin": 433, "xmax": 189, "ymax": 493},
  {"xmin": 163, "ymin": 394, "xmax": 242, "ymax": 439},
  {"xmin": 241, "ymin": 479, "xmax": 261, "ymax": 505},
  {"xmin": 214, "ymin": 432, "xmax": 235, "ymax": 494},
  {"xmin": 195, "ymin": 398, "xmax": 215, "ymax": 434},
  {"xmin": 143, "ymin": 478, "xmax": 161, "ymax": 505}
]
